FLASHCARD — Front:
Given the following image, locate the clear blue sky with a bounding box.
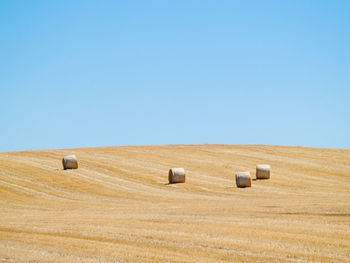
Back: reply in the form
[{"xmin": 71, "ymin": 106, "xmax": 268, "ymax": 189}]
[{"xmin": 1, "ymin": 0, "xmax": 349, "ymax": 152}]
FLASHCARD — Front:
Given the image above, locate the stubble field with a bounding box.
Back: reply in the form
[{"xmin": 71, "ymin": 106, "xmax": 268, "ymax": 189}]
[{"xmin": 0, "ymin": 145, "xmax": 349, "ymax": 262}]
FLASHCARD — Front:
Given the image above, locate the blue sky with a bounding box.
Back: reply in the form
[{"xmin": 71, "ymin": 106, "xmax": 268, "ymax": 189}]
[{"xmin": 1, "ymin": 0, "xmax": 349, "ymax": 151}]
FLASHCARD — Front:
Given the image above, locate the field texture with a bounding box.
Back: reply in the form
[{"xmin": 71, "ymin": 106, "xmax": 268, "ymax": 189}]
[{"xmin": 0, "ymin": 145, "xmax": 349, "ymax": 262}]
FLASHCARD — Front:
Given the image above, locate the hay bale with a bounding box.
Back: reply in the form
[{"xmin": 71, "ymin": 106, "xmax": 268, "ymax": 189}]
[
  {"xmin": 235, "ymin": 172, "xmax": 251, "ymax": 188},
  {"xmin": 256, "ymin": 164, "xmax": 270, "ymax": 179},
  {"xmin": 62, "ymin": 155, "xmax": 78, "ymax": 170},
  {"xmin": 168, "ymin": 168, "xmax": 185, "ymax": 184}
]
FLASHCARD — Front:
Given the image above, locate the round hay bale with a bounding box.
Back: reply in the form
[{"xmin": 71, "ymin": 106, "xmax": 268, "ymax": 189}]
[
  {"xmin": 256, "ymin": 164, "xmax": 270, "ymax": 179},
  {"xmin": 168, "ymin": 168, "xmax": 185, "ymax": 184},
  {"xmin": 62, "ymin": 155, "xmax": 78, "ymax": 170},
  {"xmin": 235, "ymin": 172, "xmax": 251, "ymax": 188}
]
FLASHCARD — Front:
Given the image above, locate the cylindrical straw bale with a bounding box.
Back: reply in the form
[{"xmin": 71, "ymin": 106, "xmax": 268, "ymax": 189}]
[
  {"xmin": 62, "ymin": 155, "xmax": 78, "ymax": 170},
  {"xmin": 168, "ymin": 168, "xmax": 185, "ymax": 184},
  {"xmin": 256, "ymin": 164, "xmax": 270, "ymax": 179},
  {"xmin": 235, "ymin": 172, "xmax": 251, "ymax": 188}
]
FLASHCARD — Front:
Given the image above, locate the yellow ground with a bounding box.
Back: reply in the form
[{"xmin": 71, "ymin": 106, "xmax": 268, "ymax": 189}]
[{"xmin": 0, "ymin": 145, "xmax": 349, "ymax": 262}]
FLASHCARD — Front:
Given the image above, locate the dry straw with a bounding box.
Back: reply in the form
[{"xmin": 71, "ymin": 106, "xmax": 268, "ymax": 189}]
[
  {"xmin": 256, "ymin": 164, "xmax": 270, "ymax": 179},
  {"xmin": 235, "ymin": 172, "xmax": 251, "ymax": 188},
  {"xmin": 168, "ymin": 168, "xmax": 185, "ymax": 184},
  {"xmin": 62, "ymin": 155, "xmax": 78, "ymax": 170}
]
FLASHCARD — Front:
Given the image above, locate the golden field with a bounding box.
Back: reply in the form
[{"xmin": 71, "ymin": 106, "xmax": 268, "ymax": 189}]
[{"xmin": 0, "ymin": 144, "xmax": 349, "ymax": 262}]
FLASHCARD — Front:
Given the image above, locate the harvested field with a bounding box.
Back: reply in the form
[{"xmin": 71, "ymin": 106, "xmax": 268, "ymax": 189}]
[{"xmin": 0, "ymin": 144, "xmax": 349, "ymax": 262}]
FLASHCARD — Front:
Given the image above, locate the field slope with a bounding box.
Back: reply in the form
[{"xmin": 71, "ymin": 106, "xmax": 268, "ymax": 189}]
[{"xmin": 0, "ymin": 145, "xmax": 350, "ymax": 262}]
